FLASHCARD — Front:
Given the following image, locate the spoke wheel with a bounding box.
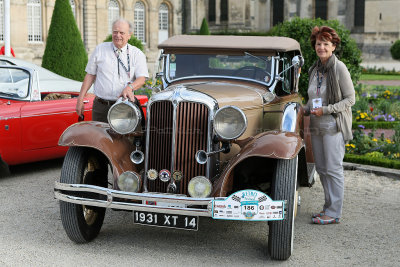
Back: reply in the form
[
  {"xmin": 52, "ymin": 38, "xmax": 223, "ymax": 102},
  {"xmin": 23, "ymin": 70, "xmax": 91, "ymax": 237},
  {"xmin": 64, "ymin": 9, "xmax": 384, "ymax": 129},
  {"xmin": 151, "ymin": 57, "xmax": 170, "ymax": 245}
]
[
  {"xmin": 59, "ymin": 147, "xmax": 108, "ymax": 243},
  {"xmin": 268, "ymin": 156, "xmax": 298, "ymax": 260}
]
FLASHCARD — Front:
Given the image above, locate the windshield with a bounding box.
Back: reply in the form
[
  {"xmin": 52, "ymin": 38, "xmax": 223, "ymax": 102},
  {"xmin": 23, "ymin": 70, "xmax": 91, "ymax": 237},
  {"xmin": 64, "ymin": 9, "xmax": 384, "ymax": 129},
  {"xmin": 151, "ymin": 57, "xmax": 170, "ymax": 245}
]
[
  {"xmin": 166, "ymin": 53, "xmax": 274, "ymax": 85},
  {"xmin": 0, "ymin": 68, "xmax": 30, "ymax": 99}
]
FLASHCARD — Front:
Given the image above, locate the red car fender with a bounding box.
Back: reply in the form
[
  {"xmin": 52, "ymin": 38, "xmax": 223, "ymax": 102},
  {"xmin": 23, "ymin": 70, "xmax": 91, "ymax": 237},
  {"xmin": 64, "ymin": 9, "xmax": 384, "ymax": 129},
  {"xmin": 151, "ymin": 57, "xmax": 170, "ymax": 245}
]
[
  {"xmin": 212, "ymin": 131, "xmax": 304, "ymax": 197},
  {"xmin": 59, "ymin": 121, "xmax": 137, "ymax": 178}
]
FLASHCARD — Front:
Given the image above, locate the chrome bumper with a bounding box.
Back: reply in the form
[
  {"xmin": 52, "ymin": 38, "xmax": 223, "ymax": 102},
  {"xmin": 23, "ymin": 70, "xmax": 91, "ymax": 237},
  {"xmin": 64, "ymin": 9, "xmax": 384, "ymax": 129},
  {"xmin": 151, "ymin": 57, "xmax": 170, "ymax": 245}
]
[{"xmin": 54, "ymin": 182, "xmax": 214, "ymax": 217}]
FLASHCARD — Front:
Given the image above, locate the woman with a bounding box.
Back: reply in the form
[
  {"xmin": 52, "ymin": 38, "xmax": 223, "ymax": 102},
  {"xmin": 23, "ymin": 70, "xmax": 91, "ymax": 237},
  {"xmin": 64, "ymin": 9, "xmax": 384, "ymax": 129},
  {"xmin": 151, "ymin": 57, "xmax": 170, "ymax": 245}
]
[{"xmin": 304, "ymin": 26, "xmax": 355, "ymax": 224}]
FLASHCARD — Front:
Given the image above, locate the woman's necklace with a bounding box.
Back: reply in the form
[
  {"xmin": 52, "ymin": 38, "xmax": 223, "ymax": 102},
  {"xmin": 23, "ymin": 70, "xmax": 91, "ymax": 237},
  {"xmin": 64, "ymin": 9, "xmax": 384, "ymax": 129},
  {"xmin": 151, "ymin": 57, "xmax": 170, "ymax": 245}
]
[{"xmin": 316, "ymin": 70, "xmax": 324, "ymax": 96}]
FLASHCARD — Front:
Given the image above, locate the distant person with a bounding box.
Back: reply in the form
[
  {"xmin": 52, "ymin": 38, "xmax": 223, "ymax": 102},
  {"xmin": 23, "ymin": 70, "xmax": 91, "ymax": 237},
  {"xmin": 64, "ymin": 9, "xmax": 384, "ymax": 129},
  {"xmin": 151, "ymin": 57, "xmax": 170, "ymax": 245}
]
[
  {"xmin": 303, "ymin": 26, "xmax": 355, "ymax": 224},
  {"xmin": 76, "ymin": 18, "xmax": 148, "ymax": 122},
  {"xmin": 0, "ymin": 46, "xmax": 15, "ymax": 57}
]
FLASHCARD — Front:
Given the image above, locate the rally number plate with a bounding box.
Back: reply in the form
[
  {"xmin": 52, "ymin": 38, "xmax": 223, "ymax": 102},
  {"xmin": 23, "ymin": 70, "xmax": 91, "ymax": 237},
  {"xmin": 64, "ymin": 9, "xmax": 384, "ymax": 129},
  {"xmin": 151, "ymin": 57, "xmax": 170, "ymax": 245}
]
[{"xmin": 133, "ymin": 211, "xmax": 198, "ymax": 231}]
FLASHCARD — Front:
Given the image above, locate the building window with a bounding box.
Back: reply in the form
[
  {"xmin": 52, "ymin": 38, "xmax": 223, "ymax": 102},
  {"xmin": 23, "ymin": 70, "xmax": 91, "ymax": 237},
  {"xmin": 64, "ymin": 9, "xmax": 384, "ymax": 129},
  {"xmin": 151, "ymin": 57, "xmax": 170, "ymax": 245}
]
[
  {"xmin": 159, "ymin": 3, "xmax": 168, "ymax": 31},
  {"xmin": 315, "ymin": 0, "xmax": 327, "ymax": 20},
  {"xmin": 354, "ymin": 0, "xmax": 365, "ymax": 27},
  {"xmin": 158, "ymin": 3, "xmax": 169, "ymax": 44},
  {"xmin": 272, "ymin": 0, "xmax": 284, "ymax": 26},
  {"xmin": 108, "ymin": 0, "xmax": 120, "ymax": 34},
  {"xmin": 0, "ymin": 0, "xmax": 4, "ymax": 41},
  {"xmin": 220, "ymin": 0, "xmax": 228, "ymax": 22},
  {"xmin": 134, "ymin": 1, "xmax": 145, "ymax": 43},
  {"xmin": 69, "ymin": 0, "xmax": 76, "ymax": 18},
  {"xmin": 27, "ymin": 0, "xmax": 42, "ymax": 42},
  {"xmin": 208, "ymin": 0, "xmax": 215, "ymax": 23}
]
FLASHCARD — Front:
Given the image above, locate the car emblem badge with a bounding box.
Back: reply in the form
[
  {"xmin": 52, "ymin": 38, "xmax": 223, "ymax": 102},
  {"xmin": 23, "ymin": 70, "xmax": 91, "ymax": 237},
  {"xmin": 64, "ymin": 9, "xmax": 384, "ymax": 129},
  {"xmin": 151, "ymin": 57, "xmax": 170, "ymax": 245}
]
[
  {"xmin": 147, "ymin": 169, "xmax": 158, "ymax": 180},
  {"xmin": 159, "ymin": 169, "xmax": 171, "ymax": 182},
  {"xmin": 172, "ymin": 171, "xmax": 183, "ymax": 182}
]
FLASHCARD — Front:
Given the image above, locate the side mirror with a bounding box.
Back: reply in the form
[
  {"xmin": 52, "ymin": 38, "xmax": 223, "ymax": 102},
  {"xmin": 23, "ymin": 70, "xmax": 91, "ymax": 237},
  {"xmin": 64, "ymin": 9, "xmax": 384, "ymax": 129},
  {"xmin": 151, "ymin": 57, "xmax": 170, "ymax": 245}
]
[
  {"xmin": 275, "ymin": 55, "xmax": 304, "ymax": 81},
  {"xmin": 292, "ymin": 55, "xmax": 304, "ymax": 68}
]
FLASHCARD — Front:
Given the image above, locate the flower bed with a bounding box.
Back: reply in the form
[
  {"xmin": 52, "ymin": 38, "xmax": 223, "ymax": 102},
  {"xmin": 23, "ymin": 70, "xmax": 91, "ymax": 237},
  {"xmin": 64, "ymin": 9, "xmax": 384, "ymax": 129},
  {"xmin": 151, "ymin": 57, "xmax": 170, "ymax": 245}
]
[{"xmin": 346, "ymin": 85, "xmax": 400, "ymax": 169}]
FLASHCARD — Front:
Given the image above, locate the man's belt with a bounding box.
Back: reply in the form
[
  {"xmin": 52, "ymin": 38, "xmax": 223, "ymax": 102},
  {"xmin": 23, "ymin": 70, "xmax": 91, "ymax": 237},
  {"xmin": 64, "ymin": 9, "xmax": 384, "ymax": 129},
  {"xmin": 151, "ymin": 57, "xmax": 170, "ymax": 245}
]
[{"xmin": 95, "ymin": 97, "xmax": 116, "ymax": 106}]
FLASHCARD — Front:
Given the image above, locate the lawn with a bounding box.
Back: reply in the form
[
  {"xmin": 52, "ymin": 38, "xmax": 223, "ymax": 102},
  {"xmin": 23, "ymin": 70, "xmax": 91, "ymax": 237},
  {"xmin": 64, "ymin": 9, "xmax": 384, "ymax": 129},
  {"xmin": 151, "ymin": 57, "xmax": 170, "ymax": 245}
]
[{"xmin": 360, "ymin": 73, "xmax": 400, "ymax": 80}]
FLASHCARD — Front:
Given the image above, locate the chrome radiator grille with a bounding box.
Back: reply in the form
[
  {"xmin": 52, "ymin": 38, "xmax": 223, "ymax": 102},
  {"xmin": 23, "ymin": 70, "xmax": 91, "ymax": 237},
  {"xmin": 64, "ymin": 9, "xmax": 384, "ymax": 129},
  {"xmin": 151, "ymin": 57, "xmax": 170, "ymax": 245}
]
[{"xmin": 146, "ymin": 101, "xmax": 209, "ymax": 195}]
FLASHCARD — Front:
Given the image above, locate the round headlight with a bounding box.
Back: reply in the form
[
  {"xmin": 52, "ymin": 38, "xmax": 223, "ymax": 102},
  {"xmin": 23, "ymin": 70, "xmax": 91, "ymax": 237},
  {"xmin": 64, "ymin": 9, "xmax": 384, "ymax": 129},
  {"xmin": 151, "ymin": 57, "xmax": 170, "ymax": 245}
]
[
  {"xmin": 214, "ymin": 106, "xmax": 247, "ymax": 140},
  {"xmin": 188, "ymin": 176, "xmax": 212, "ymax": 198},
  {"xmin": 117, "ymin": 171, "xmax": 141, "ymax": 192},
  {"xmin": 107, "ymin": 98, "xmax": 142, "ymax": 134}
]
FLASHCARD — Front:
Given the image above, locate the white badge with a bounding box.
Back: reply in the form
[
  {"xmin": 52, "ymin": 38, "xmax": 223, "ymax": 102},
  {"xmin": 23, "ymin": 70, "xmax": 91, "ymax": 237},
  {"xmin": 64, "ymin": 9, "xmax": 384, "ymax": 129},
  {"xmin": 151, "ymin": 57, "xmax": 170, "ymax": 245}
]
[{"xmin": 312, "ymin": 98, "xmax": 322, "ymax": 109}]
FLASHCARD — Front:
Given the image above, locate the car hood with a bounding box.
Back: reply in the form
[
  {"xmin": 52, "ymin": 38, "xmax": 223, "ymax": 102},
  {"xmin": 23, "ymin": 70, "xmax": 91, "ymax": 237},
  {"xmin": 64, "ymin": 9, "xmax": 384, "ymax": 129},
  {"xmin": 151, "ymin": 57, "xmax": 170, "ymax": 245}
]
[{"xmin": 169, "ymin": 80, "xmax": 265, "ymax": 109}]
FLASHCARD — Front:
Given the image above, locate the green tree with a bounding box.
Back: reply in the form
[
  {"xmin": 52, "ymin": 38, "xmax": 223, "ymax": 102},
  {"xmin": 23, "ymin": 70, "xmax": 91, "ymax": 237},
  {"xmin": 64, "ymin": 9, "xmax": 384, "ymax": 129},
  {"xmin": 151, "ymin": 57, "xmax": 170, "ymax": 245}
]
[
  {"xmin": 103, "ymin": 34, "xmax": 144, "ymax": 52},
  {"xmin": 268, "ymin": 17, "xmax": 362, "ymax": 98},
  {"xmin": 390, "ymin": 40, "xmax": 400, "ymax": 60},
  {"xmin": 42, "ymin": 0, "xmax": 87, "ymax": 81},
  {"xmin": 199, "ymin": 18, "xmax": 210, "ymax": 35}
]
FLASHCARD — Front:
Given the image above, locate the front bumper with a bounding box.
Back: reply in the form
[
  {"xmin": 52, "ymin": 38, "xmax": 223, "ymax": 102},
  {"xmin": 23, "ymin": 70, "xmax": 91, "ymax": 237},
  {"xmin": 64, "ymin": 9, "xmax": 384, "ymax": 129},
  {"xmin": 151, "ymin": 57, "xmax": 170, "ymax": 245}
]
[{"xmin": 54, "ymin": 182, "xmax": 213, "ymax": 217}]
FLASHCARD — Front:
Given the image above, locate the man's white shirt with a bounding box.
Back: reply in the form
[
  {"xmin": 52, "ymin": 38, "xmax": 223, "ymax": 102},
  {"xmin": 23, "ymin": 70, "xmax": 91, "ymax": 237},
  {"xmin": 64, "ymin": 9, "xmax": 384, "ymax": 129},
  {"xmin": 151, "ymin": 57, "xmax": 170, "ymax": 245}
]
[{"xmin": 85, "ymin": 42, "xmax": 149, "ymax": 100}]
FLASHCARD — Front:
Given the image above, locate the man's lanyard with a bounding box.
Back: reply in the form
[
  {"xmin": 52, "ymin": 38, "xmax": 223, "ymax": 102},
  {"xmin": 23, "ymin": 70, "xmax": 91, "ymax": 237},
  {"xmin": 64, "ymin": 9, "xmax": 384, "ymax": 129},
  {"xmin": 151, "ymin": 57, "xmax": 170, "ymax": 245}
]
[
  {"xmin": 115, "ymin": 45, "xmax": 130, "ymax": 77},
  {"xmin": 316, "ymin": 70, "xmax": 323, "ymax": 96}
]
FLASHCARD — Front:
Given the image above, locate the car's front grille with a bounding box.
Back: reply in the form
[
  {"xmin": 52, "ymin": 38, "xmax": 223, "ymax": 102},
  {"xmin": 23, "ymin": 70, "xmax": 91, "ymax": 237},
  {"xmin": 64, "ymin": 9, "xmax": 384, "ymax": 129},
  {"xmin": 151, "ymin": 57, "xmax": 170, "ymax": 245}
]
[{"xmin": 146, "ymin": 101, "xmax": 209, "ymax": 195}]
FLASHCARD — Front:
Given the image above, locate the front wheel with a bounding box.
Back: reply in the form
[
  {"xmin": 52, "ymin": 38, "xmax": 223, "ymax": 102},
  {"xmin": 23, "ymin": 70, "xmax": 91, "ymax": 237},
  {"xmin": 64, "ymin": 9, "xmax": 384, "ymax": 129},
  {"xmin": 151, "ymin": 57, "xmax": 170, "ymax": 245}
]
[
  {"xmin": 59, "ymin": 147, "xmax": 108, "ymax": 243},
  {"xmin": 268, "ymin": 156, "xmax": 298, "ymax": 260}
]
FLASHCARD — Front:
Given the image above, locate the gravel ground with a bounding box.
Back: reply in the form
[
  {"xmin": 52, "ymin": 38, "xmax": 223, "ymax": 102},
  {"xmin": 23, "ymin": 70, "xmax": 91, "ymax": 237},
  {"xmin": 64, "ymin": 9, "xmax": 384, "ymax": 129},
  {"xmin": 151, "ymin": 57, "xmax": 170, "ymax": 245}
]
[{"xmin": 0, "ymin": 159, "xmax": 399, "ymax": 266}]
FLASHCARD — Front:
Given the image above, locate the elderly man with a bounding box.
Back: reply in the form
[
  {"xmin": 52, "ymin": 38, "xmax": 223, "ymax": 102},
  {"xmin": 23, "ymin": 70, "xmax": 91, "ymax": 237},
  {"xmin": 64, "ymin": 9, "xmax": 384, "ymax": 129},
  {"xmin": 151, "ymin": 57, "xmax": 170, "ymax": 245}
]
[{"xmin": 76, "ymin": 18, "xmax": 148, "ymax": 122}]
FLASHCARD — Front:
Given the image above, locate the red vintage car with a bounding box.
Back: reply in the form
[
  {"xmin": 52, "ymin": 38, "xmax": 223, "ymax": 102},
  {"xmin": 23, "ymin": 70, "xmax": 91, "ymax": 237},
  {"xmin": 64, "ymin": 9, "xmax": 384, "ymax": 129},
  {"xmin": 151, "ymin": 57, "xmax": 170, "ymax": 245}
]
[
  {"xmin": 0, "ymin": 63, "xmax": 93, "ymax": 175},
  {"xmin": 0, "ymin": 58, "xmax": 148, "ymax": 175}
]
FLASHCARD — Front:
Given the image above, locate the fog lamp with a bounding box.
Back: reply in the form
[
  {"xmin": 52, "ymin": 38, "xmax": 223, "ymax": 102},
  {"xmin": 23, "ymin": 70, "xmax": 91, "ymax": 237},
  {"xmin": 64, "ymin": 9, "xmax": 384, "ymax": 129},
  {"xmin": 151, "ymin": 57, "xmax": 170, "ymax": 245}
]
[
  {"xmin": 188, "ymin": 176, "xmax": 212, "ymax": 198},
  {"xmin": 117, "ymin": 171, "xmax": 141, "ymax": 192}
]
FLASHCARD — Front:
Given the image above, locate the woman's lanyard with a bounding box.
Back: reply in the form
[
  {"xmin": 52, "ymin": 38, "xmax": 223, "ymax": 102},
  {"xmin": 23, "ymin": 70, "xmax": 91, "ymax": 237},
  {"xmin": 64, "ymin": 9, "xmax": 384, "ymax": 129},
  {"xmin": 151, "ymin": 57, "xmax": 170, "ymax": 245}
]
[
  {"xmin": 316, "ymin": 70, "xmax": 323, "ymax": 96},
  {"xmin": 114, "ymin": 46, "xmax": 130, "ymax": 77}
]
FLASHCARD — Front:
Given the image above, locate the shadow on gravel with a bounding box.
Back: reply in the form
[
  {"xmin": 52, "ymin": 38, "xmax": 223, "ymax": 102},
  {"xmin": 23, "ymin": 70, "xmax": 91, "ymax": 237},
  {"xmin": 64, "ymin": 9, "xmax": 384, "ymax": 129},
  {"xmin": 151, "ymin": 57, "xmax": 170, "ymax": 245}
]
[{"xmin": 1, "ymin": 157, "xmax": 65, "ymax": 179}]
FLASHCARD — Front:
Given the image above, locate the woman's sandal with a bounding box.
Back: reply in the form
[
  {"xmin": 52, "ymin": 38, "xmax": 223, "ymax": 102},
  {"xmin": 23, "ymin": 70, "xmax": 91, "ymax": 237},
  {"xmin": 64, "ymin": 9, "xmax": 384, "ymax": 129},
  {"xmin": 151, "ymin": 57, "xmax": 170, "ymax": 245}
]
[
  {"xmin": 311, "ymin": 217, "xmax": 340, "ymax": 225},
  {"xmin": 311, "ymin": 212, "xmax": 325, "ymax": 218}
]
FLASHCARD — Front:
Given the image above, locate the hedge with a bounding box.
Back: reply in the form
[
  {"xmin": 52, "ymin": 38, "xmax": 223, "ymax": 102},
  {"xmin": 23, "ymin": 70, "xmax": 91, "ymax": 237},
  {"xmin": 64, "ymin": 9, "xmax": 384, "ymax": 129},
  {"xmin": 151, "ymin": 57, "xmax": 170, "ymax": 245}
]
[
  {"xmin": 390, "ymin": 40, "xmax": 400, "ymax": 60},
  {"xmin": 103, "ymin": 34, "xmax": 144, "ymax": 52},
  {"xmin": 344, "ymin": 154, "xmax": 400, "ymax": 170},
  {"xmin": 199, "ymin": 18, "xmax": 210, "ymax": 35},
  {"xmin": 352, "ymin": 121, "xmax": 400, "ymax": 129},
  {"xmin": 42, "ymin": 0, "xmax": 87, "ymax": 81},
  {"xmin": 267, "ymin": 17, "xmax": 362, "ymax": 100}
]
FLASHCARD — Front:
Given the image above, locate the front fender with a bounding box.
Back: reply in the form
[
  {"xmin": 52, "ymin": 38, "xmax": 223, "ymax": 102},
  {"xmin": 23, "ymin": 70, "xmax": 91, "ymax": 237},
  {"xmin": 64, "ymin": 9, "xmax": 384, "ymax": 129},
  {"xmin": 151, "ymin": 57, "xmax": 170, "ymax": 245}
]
[
  {"xmin": 213, "ymin": 131, "xmax": 304, "ymax": 197},
  {"xmin": 59, "ymin": 121, "xmax": 136, "ymax": 177}
]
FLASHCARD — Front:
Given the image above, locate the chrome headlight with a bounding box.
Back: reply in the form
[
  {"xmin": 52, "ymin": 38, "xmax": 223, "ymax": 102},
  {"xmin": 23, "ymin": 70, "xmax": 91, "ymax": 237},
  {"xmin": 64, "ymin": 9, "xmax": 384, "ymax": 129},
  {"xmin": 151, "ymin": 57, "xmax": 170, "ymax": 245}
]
[
  {"xmin": 214, "ymin": 106, "xmax": 247, "ymax": 140},
  {"xmin": 117, "ymin": 171, "xmax": 141, "ymax": 192},
  {"xmin": 107, "ymin": 98, "xmax": 142, "ymax": 134},
  {"xmin": 188, "ymin": 176, "xmax": 212, "ymax": 198}
]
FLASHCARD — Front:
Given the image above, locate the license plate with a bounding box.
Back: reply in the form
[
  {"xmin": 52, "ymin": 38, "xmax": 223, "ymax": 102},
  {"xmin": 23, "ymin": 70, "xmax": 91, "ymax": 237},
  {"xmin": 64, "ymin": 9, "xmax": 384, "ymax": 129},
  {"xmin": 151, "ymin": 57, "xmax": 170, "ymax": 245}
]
[{"xmin": 133, "ymin": 211, "xmax": 198, "ymax": 231}]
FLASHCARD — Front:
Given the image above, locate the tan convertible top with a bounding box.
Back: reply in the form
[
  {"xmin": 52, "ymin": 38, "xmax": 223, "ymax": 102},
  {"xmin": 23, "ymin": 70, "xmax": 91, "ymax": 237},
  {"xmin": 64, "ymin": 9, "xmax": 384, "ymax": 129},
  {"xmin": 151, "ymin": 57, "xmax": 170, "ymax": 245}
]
[{"xmin": 158, "ymin": 35, "xmax": 301, "ymax": 53}]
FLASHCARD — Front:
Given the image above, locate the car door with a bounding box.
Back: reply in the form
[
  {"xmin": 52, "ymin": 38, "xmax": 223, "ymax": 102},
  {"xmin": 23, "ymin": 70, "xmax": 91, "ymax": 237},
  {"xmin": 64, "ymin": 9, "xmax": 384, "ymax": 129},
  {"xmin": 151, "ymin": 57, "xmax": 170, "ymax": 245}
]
[{"xmin": 20, "ymin": 98, "xmax": 83, "ymax": 151}]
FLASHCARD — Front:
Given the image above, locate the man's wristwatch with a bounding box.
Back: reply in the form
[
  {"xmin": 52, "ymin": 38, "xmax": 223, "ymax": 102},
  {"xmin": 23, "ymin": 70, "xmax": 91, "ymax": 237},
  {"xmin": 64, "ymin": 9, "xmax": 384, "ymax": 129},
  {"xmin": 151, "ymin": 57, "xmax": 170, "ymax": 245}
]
[{"xmin": 128, "ymin": 83, "xmax": 134, "ymax": 91}]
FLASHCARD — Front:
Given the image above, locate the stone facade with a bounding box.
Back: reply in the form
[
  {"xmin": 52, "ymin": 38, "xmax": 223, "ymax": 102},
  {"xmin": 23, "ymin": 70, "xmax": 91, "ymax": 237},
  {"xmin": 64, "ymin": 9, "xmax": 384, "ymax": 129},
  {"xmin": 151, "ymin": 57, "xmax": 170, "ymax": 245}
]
[{"xmin": 2, "ymin": 0, "xmax": 400, "ymax": 70}]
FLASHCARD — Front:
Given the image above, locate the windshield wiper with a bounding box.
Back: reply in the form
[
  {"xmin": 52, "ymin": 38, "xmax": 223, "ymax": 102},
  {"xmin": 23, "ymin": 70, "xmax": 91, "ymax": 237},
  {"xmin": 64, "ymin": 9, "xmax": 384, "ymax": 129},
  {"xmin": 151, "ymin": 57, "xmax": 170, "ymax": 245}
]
[{"xmin": 244, "ymin": 52, "xmax": 268, "ymax": 63}]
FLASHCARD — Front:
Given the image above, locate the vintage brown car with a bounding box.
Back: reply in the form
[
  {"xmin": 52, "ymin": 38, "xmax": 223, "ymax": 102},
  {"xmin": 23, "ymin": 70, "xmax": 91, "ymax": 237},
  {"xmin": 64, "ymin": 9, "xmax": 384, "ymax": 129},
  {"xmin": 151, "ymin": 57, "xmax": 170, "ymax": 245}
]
[{"xmin": 54, "ymin": 35, "xmax": 315, "ymax": 260}]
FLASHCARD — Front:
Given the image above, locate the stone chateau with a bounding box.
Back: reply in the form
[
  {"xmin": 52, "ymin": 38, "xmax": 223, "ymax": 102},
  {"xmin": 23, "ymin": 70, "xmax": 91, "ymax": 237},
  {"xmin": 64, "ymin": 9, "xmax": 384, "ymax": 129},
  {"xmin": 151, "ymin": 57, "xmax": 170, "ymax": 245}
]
[{"xmin": 2, "ymin": 0, "xmax": 400, "ymax": 72}]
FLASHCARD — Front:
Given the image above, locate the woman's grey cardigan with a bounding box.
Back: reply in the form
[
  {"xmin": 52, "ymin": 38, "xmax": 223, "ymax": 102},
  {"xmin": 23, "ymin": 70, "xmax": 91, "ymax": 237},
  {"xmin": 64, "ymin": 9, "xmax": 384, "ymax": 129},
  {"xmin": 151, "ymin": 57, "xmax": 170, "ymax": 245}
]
[{"xmin": 304, "ymin": 57, "xmax": 356, "ymax": 142}]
